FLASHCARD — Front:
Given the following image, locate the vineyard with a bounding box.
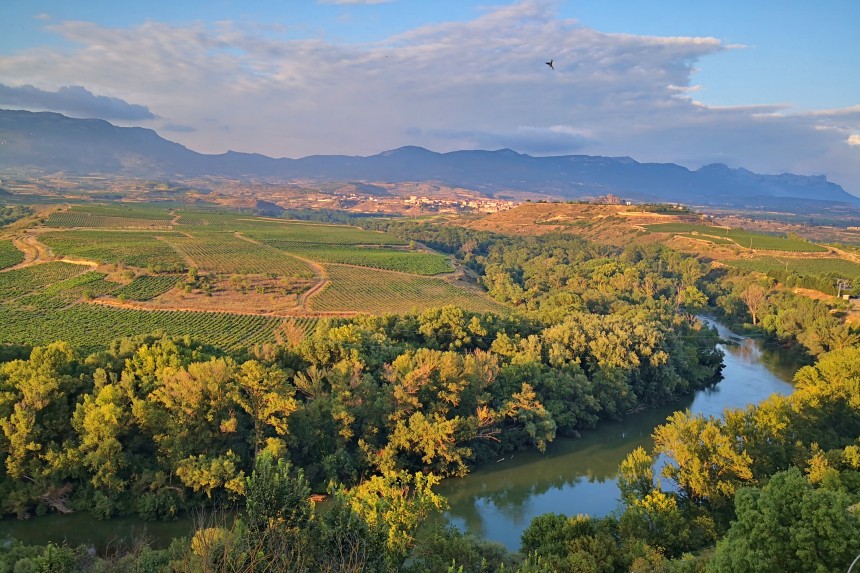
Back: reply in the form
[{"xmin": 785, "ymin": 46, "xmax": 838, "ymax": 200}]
[
  {"xmin": 645, "ymin": 223, "xmax": 828, "ymax": 252},
  {"xmin": 40, "ymin": 230, "xmax": 188, "ymax": 271},
  {"xmin": 727, "ymin": 256, "xmax": 860, "ymax": 277},
  {"xmin": 0, "ymin": 305, "xmax": 316, "ymax": 353},
  {"xmin": 56, "ymin": 204, "xmax": 177, "ymax": 220},
  {"xmin": 308, "ymin": 264, "xmax": 507, "ymax": 315},
  {"xmin": 163, "ymin": 233, "xmax": 316, "ymax": 277},
  {"xmin": 112, "ymin": 274, "xmax": 181, "ymax": 301},
  {"xmin": 45, "ymin": 212, "xmax": 174, "ymax": 229},
  {"xmin": 13, "ymin": 272, "xmax": 121, "ymax": 310},
  {"xmin": 246, "ymin": 221, "xmax": 407, "ymax": 245},
  {"xmin": 0, "ymin": 204, "xmax": 513, "ymax": 352},
  {"xmin": 258, "ymin": 241, "xmax": 451, "ymax": 275},
  {"xmin": 0, "ymin": 262, "xmax": 87, "ymax": 300},
  {"xmin": 0, "ymin": 240, "xmax": 24, "ymax": 270}
]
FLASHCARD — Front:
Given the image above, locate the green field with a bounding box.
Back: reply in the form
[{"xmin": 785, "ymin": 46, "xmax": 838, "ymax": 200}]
[
  {"xmin": 645, "ymin": 223, "xmax": 827, "ymax": 252},
  {"xmin": 0, "ymin": 240, "xmax": 24, "ymax": 270},
  {"xmin": 40, "ymin": 230, "xmax": 188, "ymax": 271},
  {"xmin": 164, "ymin": 233, "xmax": 316, "ymax": 277},
  {"xmin": 309, "ymin": 264, "xmax": 506, "ymax": 315},
  {"xmin": 112, "ymin": 274, "xmax": 181, "ymax": 301},
  {"xmin": 727, "ymin": 256, "xmax": 860, "ymax": 276},
  {"xmin": 0, "ymin": 305, "xmax": 316, "ymax": 353},
  {"xmin": 259, "ymin": 241, "xmax": 452, "ymax": 275}
]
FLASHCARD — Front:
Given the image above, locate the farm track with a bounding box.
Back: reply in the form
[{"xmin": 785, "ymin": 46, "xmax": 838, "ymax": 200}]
[
  {"xmin": 156, "ymin": 235, "xmax": 197, "ymax": 269},
  {"xmin": 233, "ymin": 232, "xmax": 330, "ymax": 311},
  {"xmin": 4, "ymin": 234, "xmax": 97, "ymax": 272},
  {"xmin": 8, "ymin": 235, "xmax": 48, "ymax": 269}
]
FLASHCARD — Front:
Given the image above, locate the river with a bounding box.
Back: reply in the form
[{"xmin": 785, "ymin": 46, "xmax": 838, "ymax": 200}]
[
  {"xmin": 434, "ymin": 318, "xmax": 800, "ymax": 550},
  {"xmin": 0, "ymin": 319, "xmax": 801, "ymax": 552}
]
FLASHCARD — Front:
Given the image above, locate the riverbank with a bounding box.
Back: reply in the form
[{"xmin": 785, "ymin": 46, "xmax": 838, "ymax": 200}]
[{"xmin": 435, "ymin": 318, "xmax": 799, "ymax": 550}]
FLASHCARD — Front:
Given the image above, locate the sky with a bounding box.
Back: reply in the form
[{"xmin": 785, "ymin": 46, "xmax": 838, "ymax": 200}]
[{"xmin": 1, "ymin": 0, "xmax": 859, "ymax": 195}]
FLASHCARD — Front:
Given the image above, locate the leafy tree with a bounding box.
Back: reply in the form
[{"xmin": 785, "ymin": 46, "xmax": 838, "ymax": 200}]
[
  {"xmin": 708, "ymin": 467, "xmax": 860, "ymax": 573},
  {"xmin": 738, "ymin": 283, "xmax": 768, "ymax": 326},
  {"xmin": 235, "ymin": 360, "xmax": 298, "ymax": 456},
  {"xmin": 346, "ymin": 470, "xmax": 447, "ymax": 565},
  {"xmin": 244, "ymin": 453, "xmax": 312, "ymax": 533}
]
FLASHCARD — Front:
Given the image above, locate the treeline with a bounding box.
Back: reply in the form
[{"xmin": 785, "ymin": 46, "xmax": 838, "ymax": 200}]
[
  {"xmin": 0, "ymin": 298, "xmax": 721, "ymax": 520},
  {"xmin": 763, "ymin": 267, "xmax": 859, "ymax": 297},
  {"xmin": 703, "ymin": 265, "xmax": 858, "ymax": 359},
  {"xmin": 0, "ymin": 204, "xmax": 33, "ymax": 227}
]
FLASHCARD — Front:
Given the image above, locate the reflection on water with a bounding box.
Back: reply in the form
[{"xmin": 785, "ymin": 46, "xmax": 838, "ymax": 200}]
[
  {"xmin": 0, "ymin": 511, "xmax": 198, "ymax": 553},
  {"xmin": 436, "ymin": 319, "xmax": 799, "ymax": 551}
]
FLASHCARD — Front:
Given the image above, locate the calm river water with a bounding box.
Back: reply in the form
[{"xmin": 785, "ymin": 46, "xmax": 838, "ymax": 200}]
[
  {"xmin": 434, "ymin": 319, "xmax": 800, "ymax": 550},
  {"xmin": 0, "ymin": 319, "xmax": 801, "ymax": 552}
]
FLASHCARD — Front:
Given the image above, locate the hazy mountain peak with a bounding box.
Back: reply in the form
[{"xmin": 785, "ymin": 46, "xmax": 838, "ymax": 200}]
[{"xmin": 1, "ymin": 108, "xmax": 857, "ymax": 208}]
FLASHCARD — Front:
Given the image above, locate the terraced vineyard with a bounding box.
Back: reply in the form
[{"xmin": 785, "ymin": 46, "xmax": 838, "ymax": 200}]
[
  {"xmin": 0, "ymin": 305, "xmax": 316, "ymax": 353},
  {"xmin": 40, "ymin": 230, "xmax": 187, "ymax": 271},
  {"xmin": 0, "ymin": 240, "xmax": 24, "ymax": 270},
  {"xmin": 164, "ymin": 233, "xmax": 315, "ymax": 277},
  {"xmin": 645, "ymin": 223, "xmax": 828, "ymax": 252},
  {"xmin": 727, "ymin": 256, "xmax": 860, "ymax": 276},
  {"xmin": 112, "ymin": 274, "xmax": 181, "ymax": 301},
  {"xmin": 309, "ymin": 264, "xmax": 507, "ymax": 315},
  {"xmin": 260, "ymin": 241, "xmax": 451, "ymax": 275},
  {"xmin": 0, "ymin": 262, "xmax": 87, "ymax": 300},
  {"xmin": 0, "ymin": 204, "xmax": 510, "ymax": 352}
]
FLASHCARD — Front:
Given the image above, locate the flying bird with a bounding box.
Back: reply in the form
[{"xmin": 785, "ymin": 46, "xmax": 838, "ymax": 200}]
[{"xmin": 546, "ymin": 59, "xmax": 554, "ymax": 70}]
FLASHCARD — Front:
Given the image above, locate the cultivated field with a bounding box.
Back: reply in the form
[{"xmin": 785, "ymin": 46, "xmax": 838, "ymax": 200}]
[
  {"xmin": 0, "ymin": 204, "xmax": 502, "ymax": 352},
  {"xmin": 643, "ymin": 223, "xmax": 828, "ymax": 252},
  {"xmin": 309, "ymin": 264, "xmax": 506, "ymax": 315},
  {"xmin": 0, "ymin": 240, "xmax": 24, "ymax": 270}
]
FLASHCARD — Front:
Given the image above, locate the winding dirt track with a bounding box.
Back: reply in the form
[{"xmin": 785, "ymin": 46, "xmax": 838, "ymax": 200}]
[
  {"xmin": 2, "ymin": 233, "xmax": 97, "ymax": 272},
  {"xmin": 233, "ymin": 232, "xmax": 330, "ymax": 311}
]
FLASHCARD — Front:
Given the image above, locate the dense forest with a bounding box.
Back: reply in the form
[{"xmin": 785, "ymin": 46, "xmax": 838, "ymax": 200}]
[{"xmin": 1, "ymin": 221, "xmax": 859, "ymax": 572}]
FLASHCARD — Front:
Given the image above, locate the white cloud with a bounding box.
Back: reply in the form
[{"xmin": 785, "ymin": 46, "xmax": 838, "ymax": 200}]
[
  {"xmin": 0, "ymin": 83, "xmax": 156, "ymax": 120},
  {"xmin": 0, "ymin": 0, "xmax": 856, "ymax": 194},
  {"xmin": 848, "ymin": 134, "xmax": 860, "ymax": 147}
]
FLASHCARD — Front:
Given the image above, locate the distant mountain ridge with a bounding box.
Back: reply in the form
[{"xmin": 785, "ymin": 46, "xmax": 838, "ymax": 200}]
[{"xmin": 1, "ymin": 108, "xmax": 857, "ymax": 208}]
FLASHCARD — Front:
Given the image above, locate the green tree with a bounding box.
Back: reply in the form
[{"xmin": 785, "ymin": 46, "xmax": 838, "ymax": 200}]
[
  {"xmin": 235, "ymin": 360, "xmax": 298, "ymax": 456},
  {"xmin": 244, "ymin": 453, "xmax": 312, "ymax": 533},
  {"xmin": 708, "ymin": 467, "xmax": 860, "ymax": 573}
]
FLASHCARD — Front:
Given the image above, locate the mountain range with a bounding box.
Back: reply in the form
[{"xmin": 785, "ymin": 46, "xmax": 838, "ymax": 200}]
[{"xmin": 1, "ymin": 108, "xmax": 857, "ymax": 209}]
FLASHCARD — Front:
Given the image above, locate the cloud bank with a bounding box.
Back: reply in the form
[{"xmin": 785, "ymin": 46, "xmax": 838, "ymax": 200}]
[
  {"xmin": 0, "ymin": 0, "xmax": 857, "ymax": 193},
  {"xmin": 0, "ymin": 83, "xmax": 155, "ymax": 120}
]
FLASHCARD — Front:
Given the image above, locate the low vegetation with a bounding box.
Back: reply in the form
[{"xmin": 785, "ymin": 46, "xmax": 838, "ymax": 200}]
[
  {"xmin": 646, "ymin": 222, "xmax": 828, "ymax": 252},
  {"xmin": 40, "ymin": 230, "xmax": 188, "ymax": 272},
  {"xmin": 0, "ymin": 240, "xmax": 24, "ymax": 270}
]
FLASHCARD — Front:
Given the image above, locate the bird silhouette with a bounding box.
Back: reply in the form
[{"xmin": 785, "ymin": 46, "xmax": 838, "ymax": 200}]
[{"xmin": 546, "ymin": 59, "xmax": 554, "ymax": 70}]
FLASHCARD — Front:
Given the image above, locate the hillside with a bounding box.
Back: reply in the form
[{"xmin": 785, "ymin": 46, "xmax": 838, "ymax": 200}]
[
  {"xmin": 2, "ymin": 109, "xmax": 858, "ymax": 209},
  {"xmin": 469, "ymin": 203, "xmax": 860, "ymax": 296}
]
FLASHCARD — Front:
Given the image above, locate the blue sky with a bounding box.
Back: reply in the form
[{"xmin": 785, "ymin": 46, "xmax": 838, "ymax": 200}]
[{"xmin": 1, "ymin": 0, "xmax": 859, "ymax": 194}]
